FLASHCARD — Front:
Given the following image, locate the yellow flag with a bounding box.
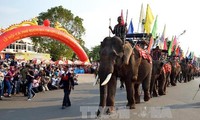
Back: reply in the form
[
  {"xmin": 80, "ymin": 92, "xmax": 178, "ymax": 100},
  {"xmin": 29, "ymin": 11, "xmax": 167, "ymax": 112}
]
[{"xmin": 144, "ymin": 4, "xmax": 154, "ymax": 33}]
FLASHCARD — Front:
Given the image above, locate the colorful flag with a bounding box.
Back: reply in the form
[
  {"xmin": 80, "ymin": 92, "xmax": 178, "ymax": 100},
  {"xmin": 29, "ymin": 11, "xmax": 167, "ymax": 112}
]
[
  {"xmin": 175, "ymin": 46, "xmax": 180, "ymax": 56},
  {"xmin": 168, "ymin": 36, "xmax": 174, "ymax": 56},
  {"xmin": 158, "ymin": 24, "xmax": 166, "ymax": 49},
  {"xmin": 151, "ymin": 15, "xmax": 158, "ymax": 39},
  {"xmin": 127, "ymin": 19, "xmax": 134, "ymax": 34},
  {"xmin": 152, "ymin": 36, "xmax": 159, "ymax": 48},
  {"xmin": 137, "ymin": 3, "xmax": 145, "ymax": 32},
  {"xmin": 139, "ymin": 3, "xmax": 145, "ymax": 23},
  {"xmin": 193, "ymin": 55, "xmax": 197, "ymax": 62},
  {"xmin": 187, "ymin": 52, "xmax": 192, "ymax": 59},
  {"xmin": 144, "ymin": 4, "xmax": 154, "ymax": 34},
  {"xmin": 172, "ymin": 36, "xmax": 177, "ymax": 52},
  {"xmin": 147, "ymin": 36, "xmax": 154, "ymax": 53},
  {"xmin": 121, "ymin": 9, "xmax": 125, "ymax": 25},
  {"xmin": 185, "ymin": 47, "xmax": 189, "ymax": 57},
  {"xmin": 163, "ymin": 38, "xmax": 168, "ymax": 50}
]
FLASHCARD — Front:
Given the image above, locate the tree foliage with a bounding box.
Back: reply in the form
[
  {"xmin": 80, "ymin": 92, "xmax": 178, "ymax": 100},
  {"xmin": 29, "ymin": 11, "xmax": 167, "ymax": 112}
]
[
  {"xmin": 89, "ymin": 45, "xmax": 100, "ymax": 61},
  {"xmin": 32, "ymin": 6, "xmax": 86, "ymax": 60}
]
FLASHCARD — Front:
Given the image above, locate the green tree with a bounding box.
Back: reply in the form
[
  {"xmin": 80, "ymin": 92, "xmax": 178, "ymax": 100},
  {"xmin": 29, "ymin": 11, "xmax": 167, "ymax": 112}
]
[
  {"xmin": 89, "ymin": 45, "xmax": 100, "ymax": 61},
  {"xmin": 32, "ymin": 6, "xmax": 86, "ymax": 60}
]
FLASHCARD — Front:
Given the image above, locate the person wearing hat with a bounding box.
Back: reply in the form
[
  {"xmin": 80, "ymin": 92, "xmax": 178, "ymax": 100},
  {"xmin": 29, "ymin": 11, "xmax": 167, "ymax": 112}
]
[{"xmin": 109, "ymin": 16, "xmax": 127, "ymax": 43}]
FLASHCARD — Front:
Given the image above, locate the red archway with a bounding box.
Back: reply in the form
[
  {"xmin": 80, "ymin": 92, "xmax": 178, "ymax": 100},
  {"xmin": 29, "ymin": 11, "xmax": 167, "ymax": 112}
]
[{"xmin": 0, "ymin": 25, "xmax": 89, "ymax": 62}]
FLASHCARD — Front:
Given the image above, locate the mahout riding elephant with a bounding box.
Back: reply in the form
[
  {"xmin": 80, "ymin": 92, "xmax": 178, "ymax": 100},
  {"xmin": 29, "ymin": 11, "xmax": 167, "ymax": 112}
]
[{"xmin": 96, "ymin": 36, "xmax": 152, "ymax": 116}]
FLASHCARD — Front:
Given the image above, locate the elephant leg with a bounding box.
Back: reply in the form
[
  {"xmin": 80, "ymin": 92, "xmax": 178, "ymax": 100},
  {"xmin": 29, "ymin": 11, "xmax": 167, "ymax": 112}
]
[
  {"xmin": 170, "ymin": 75, "xmax": 176, "ymax": 86},
  {"xmin": 184, "ymin": 74, "xmax": 187, "ymax": 83},
  {"xmin": 124, "ymin": 80, "xmax": 135, "ymax": 109},
  {"xmin": 106, "ymin": 76, "xmax": 117, "ymax": 114},
  {"xmin": 150, "ymin": 76, "xmax": 155, "ymax": 98},
  {"xmin": 142, "ymin": 78, "xmax": 151, "ymax": 102},
  {"xmin": 97, "ymin": 84, "xmax": 108, "ymax": 116},
  {"xmin": 166, "ymin": 73, "xmax": 170, "ymax": 87},
  {"xmin": 134, "ymin": 83, "xmax": 140, "ymax": 104},
  {"xmin": 179, "ymin": 74, "xmax": 181, "ymax": 82},
  {"xmin": 153, "ymin": 80, "xmax": 159, "ymax": 97},
  {"xmin": 158, "ymin": 75, "xmax": 166, "ymax": 95}
]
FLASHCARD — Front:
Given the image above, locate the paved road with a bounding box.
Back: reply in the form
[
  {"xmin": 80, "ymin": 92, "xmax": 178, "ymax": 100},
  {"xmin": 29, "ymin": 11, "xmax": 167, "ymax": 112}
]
[{"xmin": 0, "ymin": 74, "xmax": 200, "ymax": 120}]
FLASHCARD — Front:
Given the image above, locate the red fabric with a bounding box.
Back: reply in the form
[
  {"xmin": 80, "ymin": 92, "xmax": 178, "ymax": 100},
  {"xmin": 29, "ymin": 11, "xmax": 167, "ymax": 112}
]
[
  {"xmin": 188, "ymin": 64, "xmax": 193, "ymax": 68},
  {"xmin": 163, "ymin": 63, "xmax": 171, "ymax": 74},
  {"xmin": 175, "ymin": 46, "xmax": 180, "ymax": 56},
  {"xmin": 62, "ymin": 75, "xmax": 69, "ymax": 81},
  {"xmin": 147, "ymin": 36, "xmax": 154, "ymax": 53},
  {"xmin": 135, "ymin": 45, "xmax": 152, "ymax": 64},
  {"xmin": 172, "ymin": 36, "xmax": 177, "ymax": 52},
  {"xmin": 163, "ymin": 39, "xmax": 168, "ymax": 50},
  {"xmin": 175, "ymin": 62, "xmax": 180, "ymax": 67}
]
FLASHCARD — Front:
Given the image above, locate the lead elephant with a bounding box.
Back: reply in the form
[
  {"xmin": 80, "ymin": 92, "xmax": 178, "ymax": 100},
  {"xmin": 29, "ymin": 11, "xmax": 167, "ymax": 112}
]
[{"xmin": 96, "ymin": 36, "xmax": 152, "ymax": 116}]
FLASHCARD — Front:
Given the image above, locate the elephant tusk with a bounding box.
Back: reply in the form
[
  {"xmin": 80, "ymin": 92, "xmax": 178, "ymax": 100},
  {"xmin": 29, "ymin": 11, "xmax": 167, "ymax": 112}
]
[
  {"xmin": 93, "ymin": 75, "xmax": 99, "ymax": 86},
  {"xmin": 101, "ymin": 73, "xmax": 112, "ymax": 86}
]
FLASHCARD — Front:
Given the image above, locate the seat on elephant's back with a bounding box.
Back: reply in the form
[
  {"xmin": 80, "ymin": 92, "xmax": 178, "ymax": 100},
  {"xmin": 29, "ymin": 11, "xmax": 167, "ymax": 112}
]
[
  {"xmin": 134, "ymin": 45, "xmax": 152, "ymax": 64},
  {"xmin": 126, "ymin": 33, "xmax": 150, "ymax": 49}
]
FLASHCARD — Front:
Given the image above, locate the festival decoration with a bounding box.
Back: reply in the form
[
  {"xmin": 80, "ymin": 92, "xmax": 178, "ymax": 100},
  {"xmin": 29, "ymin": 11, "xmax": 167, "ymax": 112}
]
[
  {"xmin": 43, "ymin": 19, "xmax": 50, "ymax": 27},
  {"xmin": 0, "ymin": 18, "xmax": 89, "ymax": 62}
]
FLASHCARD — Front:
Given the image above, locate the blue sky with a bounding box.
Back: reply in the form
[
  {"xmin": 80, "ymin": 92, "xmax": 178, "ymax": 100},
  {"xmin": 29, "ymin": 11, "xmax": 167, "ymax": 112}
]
[{"xmin": 0, "ymin": 0, "xmax": 199, "ymax": 56}]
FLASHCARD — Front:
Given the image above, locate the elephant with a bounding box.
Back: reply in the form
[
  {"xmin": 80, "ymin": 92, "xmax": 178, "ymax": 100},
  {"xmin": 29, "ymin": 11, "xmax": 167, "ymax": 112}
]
[
  {"xmin": 169, "ymin": 60, "xmax": 181, "ymax": 86},
  {"xmin": 150, "ymin": 60, "xmax": 171, "ymax": 97},
  {"xmin": 96, "ymin": 36, "xmax": 152, "ymax": 116},
  {"xmin": 180, "ymin": 58, "xmax": 191, "ymax": 82}
]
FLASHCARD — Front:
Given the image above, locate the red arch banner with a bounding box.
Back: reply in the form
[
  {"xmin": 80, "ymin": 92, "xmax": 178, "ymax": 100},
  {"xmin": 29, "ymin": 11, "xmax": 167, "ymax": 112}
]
[{"xmin": 0, "ymin": 25, "xmax": 89, "ymax": 62}]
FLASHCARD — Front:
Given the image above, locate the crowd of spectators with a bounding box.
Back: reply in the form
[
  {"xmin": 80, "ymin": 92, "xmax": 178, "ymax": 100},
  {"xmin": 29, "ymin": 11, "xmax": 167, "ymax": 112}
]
[{"xmin": 0, "ymin": 59, "xmax": 99, "ymax": 100}]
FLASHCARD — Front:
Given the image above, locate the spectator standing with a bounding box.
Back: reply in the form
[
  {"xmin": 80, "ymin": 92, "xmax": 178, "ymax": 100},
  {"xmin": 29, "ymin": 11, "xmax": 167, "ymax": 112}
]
[
  {"xmin": 59, "ymin": 67, "xmax": 74, "ymax": 109},
  {"xmin": 4, "ymin": 66, "xmax": 15, "ymax": 97},
  {"xmin": 0, "ymin": 71, "xmax": 4, "ymax": 100},
  {"xmin": 20, "ymin": 64, "xmax": 28, "ymax": 96},
  {"xmin": 26, "ymin": 66, "xmax": 35, "ymax": 100}
]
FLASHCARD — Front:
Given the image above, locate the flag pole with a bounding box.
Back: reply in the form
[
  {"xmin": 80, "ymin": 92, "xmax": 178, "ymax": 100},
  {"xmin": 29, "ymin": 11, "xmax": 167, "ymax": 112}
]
[
  {"xmin": 126, "ymin": 9, "xmax": 128, "ymax": 24},
  {"xmin": 109, "ymin": 18, "xmax": 111, "ymax": 37}
]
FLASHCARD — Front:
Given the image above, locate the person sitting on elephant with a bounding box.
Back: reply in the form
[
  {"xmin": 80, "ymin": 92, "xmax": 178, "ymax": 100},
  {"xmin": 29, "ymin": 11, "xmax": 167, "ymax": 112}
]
[
  {"xmin": 109, "ymin": 16, "xmax": 127, "ymax": 43},
  {"xmin": 151, "ymin": 46, "xmax": 162, "ymax": 60}
]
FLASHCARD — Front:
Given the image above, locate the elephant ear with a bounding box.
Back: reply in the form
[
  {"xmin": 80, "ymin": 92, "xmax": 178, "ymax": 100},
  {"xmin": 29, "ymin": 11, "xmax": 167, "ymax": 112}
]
[{"xmin": 123, "ymin": 42, "xmax": 133, "ymax": 65}]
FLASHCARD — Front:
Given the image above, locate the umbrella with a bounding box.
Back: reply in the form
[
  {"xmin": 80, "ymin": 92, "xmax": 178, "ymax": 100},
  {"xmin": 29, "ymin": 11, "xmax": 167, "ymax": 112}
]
[
  {"xmin": 55, "ymin": 60, "xmax": 66, "ymax": 65},
  {"xmin": 42, "ymin": 59, "xmax": 50, "ymax": 64},
  {"xmin": 32, "ymin": 59, "xmax": 41, "ymax": 64},
  {"xmin": 73, "ymin": 60, "xmax": 83, "ymax": 65},
  {"xmin": 66, "ymin": 60, "xmax": 73, "ymax": 65},
  {"xmin": 83, "ymin": 61, "xmax": 91, "ymax": 65}
]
